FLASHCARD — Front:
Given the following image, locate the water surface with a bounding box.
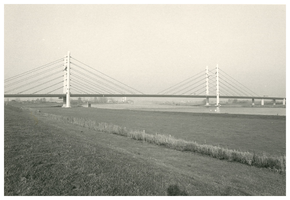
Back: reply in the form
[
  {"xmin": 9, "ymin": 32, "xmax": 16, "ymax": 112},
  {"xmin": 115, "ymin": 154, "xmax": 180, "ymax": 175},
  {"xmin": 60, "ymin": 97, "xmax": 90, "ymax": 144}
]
[{"xmin": 88, "ymin": 103, "xmax": 286, "ymax": 116}]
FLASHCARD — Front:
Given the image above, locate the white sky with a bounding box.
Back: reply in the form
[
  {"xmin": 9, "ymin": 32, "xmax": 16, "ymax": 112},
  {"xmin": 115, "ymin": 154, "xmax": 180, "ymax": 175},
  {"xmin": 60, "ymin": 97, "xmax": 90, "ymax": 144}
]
[{"xmin": 3, "ymin": 3, "xmax": 287, "ymax": 97}]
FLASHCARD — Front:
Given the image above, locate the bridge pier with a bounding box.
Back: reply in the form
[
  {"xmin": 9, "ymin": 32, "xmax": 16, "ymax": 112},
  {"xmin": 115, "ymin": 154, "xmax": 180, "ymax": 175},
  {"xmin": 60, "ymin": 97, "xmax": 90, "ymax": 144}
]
[
  {"xmin": 62, "ymin": 97, "xmax": 66, "ymax": 107},
  {"xmin": 273, "ymin": 99, "xmax": 276, "ymax": 106},
  {"xmin": 283, "ymin": 98, "xmax": 286, "ymax": 106},
  {"xmin": 251, "ymin": 98, "xmax": 255, "ymax": 106},
  {"xmin": 261, "ymin": 99, "xmax": 264, "ymax": 106},
  {"xmin": 205, "ymin": 97, "xmax": 209, "ymax": 106}
]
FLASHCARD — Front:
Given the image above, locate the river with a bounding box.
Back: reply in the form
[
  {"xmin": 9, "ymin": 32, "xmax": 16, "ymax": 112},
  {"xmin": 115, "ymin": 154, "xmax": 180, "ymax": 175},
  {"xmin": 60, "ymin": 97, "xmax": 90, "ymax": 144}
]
[{"xmin": 87, "ymin": 103, "xmax": 286, "ymax": 116}]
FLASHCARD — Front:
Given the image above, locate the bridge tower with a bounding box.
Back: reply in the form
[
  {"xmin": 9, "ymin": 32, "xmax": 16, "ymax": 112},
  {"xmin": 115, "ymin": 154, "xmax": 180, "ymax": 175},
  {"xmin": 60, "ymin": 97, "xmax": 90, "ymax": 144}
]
[
  {"xmin": 216, "ymin": 64, "xmax": 220, "ymax": 107},
  {"xmin": 62, "ymin": 51, "xmax": 71, "ymax": 108},
  {"xmin": 205, "ymin": 66, "xmax": 210, "ymax": 106}
]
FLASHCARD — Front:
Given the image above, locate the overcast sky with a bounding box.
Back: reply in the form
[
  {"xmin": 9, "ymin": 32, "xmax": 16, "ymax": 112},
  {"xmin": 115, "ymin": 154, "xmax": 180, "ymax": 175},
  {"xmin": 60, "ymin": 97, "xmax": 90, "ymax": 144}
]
[{"xmin": 4, "ymin": 4, "xmax": 286, "ymax": 97}]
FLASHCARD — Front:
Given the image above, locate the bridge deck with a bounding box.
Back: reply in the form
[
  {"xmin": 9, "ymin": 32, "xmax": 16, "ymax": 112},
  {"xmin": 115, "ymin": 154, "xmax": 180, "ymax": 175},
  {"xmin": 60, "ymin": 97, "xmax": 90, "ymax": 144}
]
[{"xmin": 3, "ymin": 94, "xmax": 285, "ymax": 100}]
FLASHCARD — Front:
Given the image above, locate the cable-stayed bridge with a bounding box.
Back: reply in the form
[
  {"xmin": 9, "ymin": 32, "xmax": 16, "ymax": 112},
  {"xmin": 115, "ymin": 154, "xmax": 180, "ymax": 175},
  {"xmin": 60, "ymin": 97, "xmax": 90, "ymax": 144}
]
[{"xmin": 4, "ymin": 52, "xmax": 286, "ymax": 108}]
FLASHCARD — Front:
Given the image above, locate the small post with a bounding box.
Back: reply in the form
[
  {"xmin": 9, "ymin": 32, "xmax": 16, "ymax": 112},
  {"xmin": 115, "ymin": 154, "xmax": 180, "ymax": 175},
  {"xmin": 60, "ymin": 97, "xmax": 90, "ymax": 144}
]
[
  {"xmin": 216, "ymin": 64, "xmax": 220, "ymax": 106},
  {"xmin": 283, "ymin": 98, "xmax": 286, "ymax": 106},
  {"xmin": 273, "ymin": 99, "xmax": 276, "ymax": 106},
  {"xmin": 252, "ymin": 98, "xmax": 255, "ymax": 106},
  {"xmin": 261, "ymin": 99, "xmax": 264, "ymax": 106},
  {"xmin": 205, "ymin": 66, "xmax": 209, "ymax": 106}
]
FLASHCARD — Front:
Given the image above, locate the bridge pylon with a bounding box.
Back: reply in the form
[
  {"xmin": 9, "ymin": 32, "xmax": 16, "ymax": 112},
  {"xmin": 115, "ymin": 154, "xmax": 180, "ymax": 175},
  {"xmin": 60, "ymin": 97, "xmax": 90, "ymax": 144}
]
[
  {"xmin": 62, "ymin": 51, "xmax": 71, "ymax": 108},
  {"xmin": 205, "ymin": 66, "xmax": 210, "ymax": 106},
  {"xmin": 216, "ymin": 64, "xmax": 220, "ymax": 107}
]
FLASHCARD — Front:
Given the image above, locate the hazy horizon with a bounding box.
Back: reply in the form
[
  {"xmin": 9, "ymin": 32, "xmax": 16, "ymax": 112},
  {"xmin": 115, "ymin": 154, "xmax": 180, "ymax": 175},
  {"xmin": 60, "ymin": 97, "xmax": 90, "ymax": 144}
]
[{"xmin": 4, "ymin": 4, "xmax": 286, "ymax": 97}]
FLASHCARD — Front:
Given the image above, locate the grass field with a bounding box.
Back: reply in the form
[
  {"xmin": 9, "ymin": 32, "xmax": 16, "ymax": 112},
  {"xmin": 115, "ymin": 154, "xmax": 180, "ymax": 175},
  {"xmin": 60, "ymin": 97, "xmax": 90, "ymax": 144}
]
[
  {"xmin": 31, "ymin": 103, "xmax": 286, "ymax": 157},
  {"xmin": 4, "ymin": 103, "xmax": 286, "ymax": 195}
]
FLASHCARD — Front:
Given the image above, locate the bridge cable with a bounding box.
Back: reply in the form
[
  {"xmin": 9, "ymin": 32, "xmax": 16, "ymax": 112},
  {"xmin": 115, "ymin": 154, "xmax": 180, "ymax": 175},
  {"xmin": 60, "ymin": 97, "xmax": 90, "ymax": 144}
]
[
  {"xmin": 71, "ymin": 62, "xmax": 137, "ymax": 94},
  {"xmin": 72, "ymin": 63, "xmax": 132, "ymax": 93},
  {"xmin": 5, "ymin": 70, "xmax": 62, "ymax": 93},
  {"xmin": 161, "ymin": 73, "xmax": 205, "ymax": 94},
  {"xmin": 190, "ymin": 86, "xmax": 206, "ymax": 95},
  {"xmin": 71, "ymin": 87, "xmax": 89, "ymax": 94},
  {"xmin": 72, "ymin": 79, "xmax": 113, "ymax": 94},
  {"xmin": 196, "ymin": 89, "xmax": 207, "ymax": 95},
  {"xmin": 5, "ymin": 58, "xmax": 63, "ymax": 82},
  {"xmin": 219, "ymin": 84, "xmax": 239, "ymax": 96},
  {"xmin": 207, "ymin": 77, "xmax": 230, "ymax": 95},
  {"xmin": 219, "ymin": 78, "xmax": 243, "ymax": 96},
  {"xmin": 71, "ymin": 83, "xmax": 95, "ymax": 94},
  {"xmin": 70, "ymin": 85, "xmax": 91, "ymax": 94},
  {"xmin": 72, "ymin": 73, "xmax": 115, "ymax": 94},
  {"xmin": 167, "ymin": 74, "xmax": 206, "ymax": 94},
  {"xmin": 18, "ymin": 76, "xmax": 63, "ymax": 94},
  {"xmin": 171, "ymin": 76, "xmax": 205, "ymax": 95},
  {"xmin": 71, "ymin": 84, "xmax": 90, "ymax": 94},
  {"xmin": 180, "ymin": 81, "xmax": 205, "ymax": 95},
  {"xmin": 72, "ymin": 67, "xmax": 125, "ymax": 94},
  {"xmin": 219, "ymin": 79, "xmax": 242, "ymax": 96},
  {"xmin": 219, "ymin": 69, "xmax": 259, "ymax": 96},
  {"xmin": 5, "ymin": 65, "xmax": 63, "ymax": 88},
  {"xmin": 164, "ymin": 68, "xmax": 217, "ymax": 95},
  {"xmin": 47, "ymin": 86, "xmax": 63, "ymax": 94},
  {"xmin": 219, "ymin": 73, "xmax": 254, "ymax": 96},
  {"xmin": 219, "ymin": 69, "xmax": 257, "ymax": 96},
  {"xmin": 157, "ymin": 70, "xmax": 204, "ymax": 94},
  {"xmin": 219, "ymin": 77, "xmax": 250, "ymax": 96},
  {"xmin": 71, "ymin": 87, "xmax": 87, "ymax": 94},
  {"xmin": 199, "ymin": 75, "xmax": 237, "ymax": 96},
  {"xmin": 32, "ymin": 81, "xmax": 64, "ymax": 94},
  {"xmin": 173, "ymin": 80, "xmax": 205, "ymax": 95},
  {"xmin": 71, "ymin": 79, "xmax": 106, "ymax": 94},
  {"xmin": 71, "ymin": 66, "xmax": 126, "ymax": 94},
  {"xmin": 71, "ymin": 57, "xmax": 144, "ymax": 94},
  {"xmin": 71, "ymin": 77, "xmax": 107, "ymax": 94}
]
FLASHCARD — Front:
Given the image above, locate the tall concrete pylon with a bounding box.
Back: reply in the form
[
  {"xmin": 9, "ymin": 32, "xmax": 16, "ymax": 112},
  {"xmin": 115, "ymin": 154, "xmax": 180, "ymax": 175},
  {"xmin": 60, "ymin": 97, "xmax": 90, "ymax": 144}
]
[
  {"xmin": 205, "ymin": 66, "xmax": 210, "ymax": 106},
  {"xmin": 62, "ymin": 51, "xmax": 71, "ymax": 108},
  {"xmin": 216, "ymin": 64, "xmax": 220, "ymax": 107}
]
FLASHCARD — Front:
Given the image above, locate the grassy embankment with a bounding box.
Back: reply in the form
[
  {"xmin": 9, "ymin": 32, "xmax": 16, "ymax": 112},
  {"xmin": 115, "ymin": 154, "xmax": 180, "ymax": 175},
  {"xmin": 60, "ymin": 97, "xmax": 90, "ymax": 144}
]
[
  {"xmin": 4, "ymin": 105, "xmax": 286, "ymax": 195},
  {"xmin": 25, "ymin": 106, "xmax": 285, "ymax": 172},
  {"xmin": 5, "ymin": 105, "xmax": 182, "ymax": 195},
  {"xmin": 35, "ymin": 103, "xmax": 286, "ymax": 157}
]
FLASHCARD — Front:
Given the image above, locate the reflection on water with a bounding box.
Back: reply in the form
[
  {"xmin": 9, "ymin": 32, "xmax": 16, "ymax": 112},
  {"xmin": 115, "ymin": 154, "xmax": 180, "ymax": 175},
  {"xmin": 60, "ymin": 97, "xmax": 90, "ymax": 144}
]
[
  {"xmin": 88, "ymin": 103, "xmax": 286, "ymax": 116},
  {"xmin": 215, "ymin": 107, "xmax": 220, "ymax": 113},
  {"xmin": 207, "ymin": 106, "xmax": 285, "ymax": 116}
]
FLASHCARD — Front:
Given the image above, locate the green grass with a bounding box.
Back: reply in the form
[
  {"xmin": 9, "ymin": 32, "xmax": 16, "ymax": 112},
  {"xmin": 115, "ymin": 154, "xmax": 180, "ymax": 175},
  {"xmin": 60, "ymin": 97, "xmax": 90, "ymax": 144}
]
[
  {"xmin": 30, "ymin": 103, "xmax": 286, "ymax": 157},
  {"xmin": 5, "ymin": 104, "xmax": 286, "ymax": 195}
]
